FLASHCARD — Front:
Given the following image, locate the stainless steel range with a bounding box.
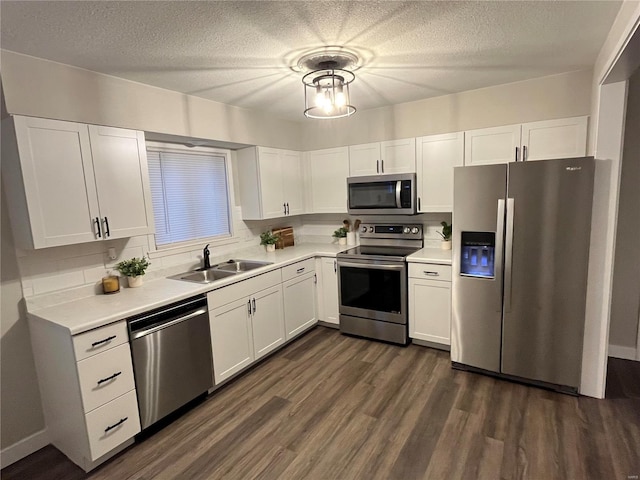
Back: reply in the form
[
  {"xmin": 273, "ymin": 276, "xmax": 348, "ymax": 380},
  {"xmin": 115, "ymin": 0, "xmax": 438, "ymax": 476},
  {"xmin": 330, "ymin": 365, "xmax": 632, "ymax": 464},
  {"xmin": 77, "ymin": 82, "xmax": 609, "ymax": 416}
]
[{"xmin": 337, "ymin": 223, "xmax": 423, "ymax": 345}]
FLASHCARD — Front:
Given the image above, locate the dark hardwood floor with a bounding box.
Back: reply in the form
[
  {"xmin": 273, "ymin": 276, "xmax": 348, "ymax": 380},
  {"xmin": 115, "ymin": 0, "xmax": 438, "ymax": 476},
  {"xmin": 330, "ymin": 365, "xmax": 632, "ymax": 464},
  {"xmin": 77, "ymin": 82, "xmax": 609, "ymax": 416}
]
[{"xmin": 3, "ymin": 327, "xmax": 639, "ymax": 480}]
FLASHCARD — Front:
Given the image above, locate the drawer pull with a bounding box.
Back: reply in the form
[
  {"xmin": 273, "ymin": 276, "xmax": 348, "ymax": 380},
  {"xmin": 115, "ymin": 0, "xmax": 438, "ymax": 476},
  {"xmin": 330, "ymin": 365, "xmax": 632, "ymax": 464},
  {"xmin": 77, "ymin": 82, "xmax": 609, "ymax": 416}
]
[
  {"xmin": 91, "ymin": 335, "xmax": 116, "ymax": 347},
  {"xmin": 424, "ymin": 271, "xmax": 440, "ymax": 276},
  {"xmin": 104, "ymin": 417, "xmax": 128, "ymax": 433},
  {"xmin": 97, "ymin": 371, "xmax": 122, "ymax": 386},
  {"xmin": 296, "ymin": 267, "xmax": 305, "ymax": 274}
]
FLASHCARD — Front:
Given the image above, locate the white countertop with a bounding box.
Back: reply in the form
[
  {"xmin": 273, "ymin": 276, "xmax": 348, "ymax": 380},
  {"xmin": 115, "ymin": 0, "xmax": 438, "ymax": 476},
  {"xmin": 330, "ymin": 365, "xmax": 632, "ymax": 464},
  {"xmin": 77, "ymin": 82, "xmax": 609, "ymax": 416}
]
[
  {"xmin": 407, "ymin": 247, "xmax": 452, "ymax": 265},
  {"xmin": 28, "ymin": 243, "xmax": 348, "ymax": 335}
]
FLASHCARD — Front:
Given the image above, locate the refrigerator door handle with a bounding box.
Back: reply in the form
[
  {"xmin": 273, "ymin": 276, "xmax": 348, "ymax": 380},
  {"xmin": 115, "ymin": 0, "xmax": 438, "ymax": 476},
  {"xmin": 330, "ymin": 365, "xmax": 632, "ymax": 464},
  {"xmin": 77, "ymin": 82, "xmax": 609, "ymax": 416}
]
[
  {"xmin": 504, "ymin": 198, "xmax": 515, "ymax": 312},
  {"xmin": 496, "ymin": 199, "xmax": 506, "ymax": 312}
]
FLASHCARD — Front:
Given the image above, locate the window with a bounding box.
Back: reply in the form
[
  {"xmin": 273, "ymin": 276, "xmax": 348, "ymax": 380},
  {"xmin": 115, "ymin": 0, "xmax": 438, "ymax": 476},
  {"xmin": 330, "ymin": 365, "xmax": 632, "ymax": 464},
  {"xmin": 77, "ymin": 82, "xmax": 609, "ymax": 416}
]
[{"xmin": 147, "ymin": 147, "xmax": 231, "ymax": 247}]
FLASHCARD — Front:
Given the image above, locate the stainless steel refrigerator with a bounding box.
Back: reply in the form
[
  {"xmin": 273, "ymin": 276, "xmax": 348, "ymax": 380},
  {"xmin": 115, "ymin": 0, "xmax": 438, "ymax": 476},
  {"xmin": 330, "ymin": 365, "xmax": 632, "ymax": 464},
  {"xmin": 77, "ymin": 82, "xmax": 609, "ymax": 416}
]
[{"xmin": 451, "ymin": 157, "xmax": 595, "ymax": 393}]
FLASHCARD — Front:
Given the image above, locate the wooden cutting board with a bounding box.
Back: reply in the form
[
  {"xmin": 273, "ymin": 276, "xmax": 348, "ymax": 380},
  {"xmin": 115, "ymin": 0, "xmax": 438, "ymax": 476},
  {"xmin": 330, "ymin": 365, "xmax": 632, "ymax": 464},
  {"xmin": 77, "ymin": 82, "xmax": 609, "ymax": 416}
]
[{"xmin": 272, "ymin": 227, "xmax": 294, "ymax": 249}]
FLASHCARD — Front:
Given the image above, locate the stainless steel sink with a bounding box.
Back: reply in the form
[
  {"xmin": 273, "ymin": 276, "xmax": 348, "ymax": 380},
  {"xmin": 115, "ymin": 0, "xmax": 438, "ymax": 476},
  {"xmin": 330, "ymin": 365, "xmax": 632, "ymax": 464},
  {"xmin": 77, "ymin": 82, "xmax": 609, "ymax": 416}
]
[
  {"xmin": 168, "ymin": 268, "xmax": 237, "ymax": 284},
  {"xmin": 212, "ymin": 259, "xmax": 273, "ymax": 273}
]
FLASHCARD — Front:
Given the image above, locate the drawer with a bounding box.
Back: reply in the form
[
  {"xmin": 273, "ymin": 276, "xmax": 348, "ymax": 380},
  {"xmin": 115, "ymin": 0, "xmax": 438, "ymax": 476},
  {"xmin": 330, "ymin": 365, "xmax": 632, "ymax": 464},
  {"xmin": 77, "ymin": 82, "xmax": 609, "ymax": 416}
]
[
  {"xmin": 77, "ymin": 343, "xmax": 136, "ymax": 413},
  {"xmin": 408, "ymin": 263, "xmax": 451, "ymax": 281},
  {"xmin": 73, "ymin": 321, "xmax": 128, "ymax": 361},
  {"xmin": 281, "ymin": 258, "xmax": 315, "ymax": 282},
  {"xmin": 85, "ymin": 389, "xmax": 141, "ymax": 461},
  {"xmin": 208, "ymin": 269, "xmax": 281, "ymax": 309}
]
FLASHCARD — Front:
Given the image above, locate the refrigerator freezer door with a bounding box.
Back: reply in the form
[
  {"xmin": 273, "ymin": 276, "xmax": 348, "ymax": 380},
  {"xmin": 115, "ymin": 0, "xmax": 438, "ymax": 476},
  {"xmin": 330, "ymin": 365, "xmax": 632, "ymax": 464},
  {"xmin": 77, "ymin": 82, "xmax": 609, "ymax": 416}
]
[
  {"xmin": 452, "ymin": 164, "xmax": 507, "ymax": 372},
  {"xmin": 501, "ymin": 157, "xmax": 594, "ymax": 389}
]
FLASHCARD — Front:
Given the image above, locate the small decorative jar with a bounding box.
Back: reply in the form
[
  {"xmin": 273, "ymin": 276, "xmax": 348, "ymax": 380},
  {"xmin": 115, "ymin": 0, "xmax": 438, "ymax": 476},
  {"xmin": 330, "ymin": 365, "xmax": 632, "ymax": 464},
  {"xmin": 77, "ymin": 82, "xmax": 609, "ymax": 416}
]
[{"xmin": 102, "ymin": 275, "xmax": 120, "ymax": 294}]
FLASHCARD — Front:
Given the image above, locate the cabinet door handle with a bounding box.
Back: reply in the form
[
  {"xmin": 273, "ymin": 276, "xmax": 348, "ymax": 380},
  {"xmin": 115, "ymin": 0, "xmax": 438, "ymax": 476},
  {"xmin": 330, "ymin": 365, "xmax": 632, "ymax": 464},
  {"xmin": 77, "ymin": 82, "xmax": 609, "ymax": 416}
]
[
  {"xmin": 376, "ymin": 160, "xmax": 379, "ymax": 173},
  {"xmin": 515, "ymin": 146, "xmax": 519, "ymax": 162},
  {"xmin": 296, "ymin": 267, "xmax": 305, "ymax": 274},
  {"xmin": 248, "ymin": 300, "xmax": 252, "ymax": 316},
  {"xmin": 417, "ymin": 197, "xmax": 421, "ymax": 211},
  {"xmin": 103, "ymin": 217, "xmax": 111, "ymax": 237},
  {"xmin": 286, "ymin": 202, "xmax": 290, "ymax": 215},
  {"xmin": 104, "ymin": 417, "xmax": 128, "ymax": 433},
  {"xmin": 283, "ymin": 203, "xmax": 287, "ymax": 215},
  {"xmin": 94, "ymin": 217, "xmax": 102, "ymax": 238},
  {"xmin": 424, "ymin": 271, "xmax": 440, "ymax": 276},
  {"xmin": 252, "ymin": 298, "xmax": 256, "ymax": 314},
  {"xmin": 97, "ymin": 371, "xmax": 122, "ymax": 385},
  {"xmin": 522, "ymin": 145, "xmax": 527, "ymax": 161},
  {"xmin": 91, "ymin": 335, "xmax": 116, "ymax": 347},
  {"xmin": 334, "ymin": 260, "xmax": 337, "ymax": 273},
  {"xmin": 381, "ymin": 159, "xmax": 384, "ymax": 173},
  {"xmin": 314, "ymin": 273, "xmax": 317, "ymax": 284}
]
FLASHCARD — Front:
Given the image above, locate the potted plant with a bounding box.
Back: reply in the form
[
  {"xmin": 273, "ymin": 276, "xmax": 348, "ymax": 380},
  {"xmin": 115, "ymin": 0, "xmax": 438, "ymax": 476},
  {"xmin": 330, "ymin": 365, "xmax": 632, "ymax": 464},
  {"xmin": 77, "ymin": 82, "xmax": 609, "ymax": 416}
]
[
  {"xmin": 260, "ymin": 231, "xmax": 279, "ymax": 252},
  {"xmin": 438, "ymin": 221, "xmax": 452, "ymax": 250},
  {"xmin": 333, "ymin": 227, "xmax": 349, "ymax": 245},
  {"xmin": 115, "ymin": 256, "xmax": 151, "ymax": 288}
]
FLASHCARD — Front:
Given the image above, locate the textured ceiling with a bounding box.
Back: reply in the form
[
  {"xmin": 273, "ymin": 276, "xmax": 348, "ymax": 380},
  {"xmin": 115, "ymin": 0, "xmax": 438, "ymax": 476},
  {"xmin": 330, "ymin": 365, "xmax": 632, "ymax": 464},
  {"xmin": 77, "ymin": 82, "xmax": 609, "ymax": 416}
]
[{"xmin": 0, "ymin": 1, "xmax": 621, "ymax": 122}]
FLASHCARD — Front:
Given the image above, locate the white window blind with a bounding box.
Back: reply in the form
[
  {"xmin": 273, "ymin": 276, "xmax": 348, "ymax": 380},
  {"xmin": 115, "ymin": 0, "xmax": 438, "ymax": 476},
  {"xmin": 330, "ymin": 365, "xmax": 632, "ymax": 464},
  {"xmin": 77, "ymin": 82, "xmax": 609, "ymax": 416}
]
[{"xmin": 147, "ymin": 149, "xmax": 231, "ymax": 246}]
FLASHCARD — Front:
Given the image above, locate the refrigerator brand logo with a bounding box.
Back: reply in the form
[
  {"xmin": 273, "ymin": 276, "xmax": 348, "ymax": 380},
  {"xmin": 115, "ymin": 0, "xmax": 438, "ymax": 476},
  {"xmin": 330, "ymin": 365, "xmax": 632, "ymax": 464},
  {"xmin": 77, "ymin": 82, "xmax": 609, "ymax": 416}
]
[{"xmin": 566, "ymin": 166, "xmax": 582, "ymax": 171}]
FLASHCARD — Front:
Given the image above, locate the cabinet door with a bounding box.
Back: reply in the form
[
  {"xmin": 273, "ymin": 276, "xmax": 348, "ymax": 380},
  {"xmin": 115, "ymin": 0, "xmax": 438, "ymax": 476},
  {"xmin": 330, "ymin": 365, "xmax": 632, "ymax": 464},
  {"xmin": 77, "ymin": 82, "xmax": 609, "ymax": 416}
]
[
  {"xmin": 10, "ymin": 116, "xmax": 100, "ymax": 248},
  {"xmin": 89, "ymin": 126, "xmax": 154, "ymax": 239},
  {"xmin": 416, "ymin": 132, "xmax": 464, "ymax": 212},
  {"xmin": 306, "ymin": 147, "xmax": 349, "ymax": 213},
  {"xmin": 521, "ymin": 116, "xmax": 588, "ymax": 161},
  {"xmin": 464, "ymin": 125, "xmax": 521, "ymax": 165},
  {"xmin": 283, "ymin": 272, "xmax": 317, "ymax": 339},
  {"xmin": 409, "ymin": 277, "xmax": 451, "ymax": 346},
  {"xmin": 251, "ymin": 285, "xmax": 285, "ymax": 360},
  {"xmin": 380, "ymin": 138, "xmax": 416, "ymax": 174},
  {"xmin": 349, "ymin": 142, "xmax": 380, "ymax": 176},
  {"xmin": 257, "ymin": 147, "xmax": 285, "ymax": 218},
  {"xmin": 281, "ymin": 150, "xmax": 305, "ymax": 216},
  {"xmin": 320, "ymin": 258, "xmax": 339, "ymax": 325},
  {"xmin": 210, "ymin": 298, "xmax": 254, "ymax": 384}
]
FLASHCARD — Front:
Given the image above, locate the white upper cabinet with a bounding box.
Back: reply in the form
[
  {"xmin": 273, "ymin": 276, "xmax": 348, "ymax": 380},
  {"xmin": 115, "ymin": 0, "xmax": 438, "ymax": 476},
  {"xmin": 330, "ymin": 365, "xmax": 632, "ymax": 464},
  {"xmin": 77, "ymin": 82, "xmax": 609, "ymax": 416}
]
[
  {"xmin": 304, "ymin": 146, "xmax": 349, "ymax": 213},
  {"xmin": 464, "ymin": 116, "xmax": 588, "ymax": 166},
  {"xmin": 348, "ymin": 139, "xmax": 416, "ymax": 176},
  {"xmin": 2, "ymin": 116, "xmax": 153, "ymax": 249},
  {"xmin": 237, "ymin": 146, "xmax": 305, "ymax": 220},
  {"xmin": 520, "ymin": 116, "xmax": 588, "ymax": 161},
  {"xmin": 88, "ymin": 125, "xmax": 154, "ymax": 239},
  {"xmin": 464, "ymin": 124, "xmax": 522, "ymax": 166},
  {"xmin": 416, "ymin": 132, "xmax": 464, "ymax": 213}
]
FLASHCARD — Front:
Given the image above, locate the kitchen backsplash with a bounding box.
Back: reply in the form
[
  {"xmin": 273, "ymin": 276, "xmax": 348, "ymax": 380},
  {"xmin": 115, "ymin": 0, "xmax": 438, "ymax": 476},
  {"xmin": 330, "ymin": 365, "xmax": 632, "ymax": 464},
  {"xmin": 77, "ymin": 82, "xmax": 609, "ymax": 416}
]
[{"xmin": 15, "ymin": 207, "xmax": 450, "ymax": 309}]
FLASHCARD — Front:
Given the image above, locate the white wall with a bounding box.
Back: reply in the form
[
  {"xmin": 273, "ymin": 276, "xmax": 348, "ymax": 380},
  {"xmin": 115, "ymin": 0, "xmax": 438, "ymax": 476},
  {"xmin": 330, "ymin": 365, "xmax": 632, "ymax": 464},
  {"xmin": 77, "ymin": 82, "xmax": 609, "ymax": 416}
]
[
  {"xmin": 302, "ymin": 70, "xmax": 593, "ymax": 150},
  {"xmin": 0, "ymin": 50, "xmax": 304, "ymax": 151},
  {"xmin": 609, "ymin": 68, "xmax": 640, "ymax": 355}
]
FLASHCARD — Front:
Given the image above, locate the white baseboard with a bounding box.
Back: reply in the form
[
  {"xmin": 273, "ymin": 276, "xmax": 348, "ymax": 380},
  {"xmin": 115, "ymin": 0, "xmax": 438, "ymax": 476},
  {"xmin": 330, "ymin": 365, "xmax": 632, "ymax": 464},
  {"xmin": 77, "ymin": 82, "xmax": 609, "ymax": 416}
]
[
  {"xmin": 0, "ymin": 429, "xmax": 48, "ymax": 469},
  {"xmin": 608, "ymin": 344, "xmax": 639, "ymax": 361}
]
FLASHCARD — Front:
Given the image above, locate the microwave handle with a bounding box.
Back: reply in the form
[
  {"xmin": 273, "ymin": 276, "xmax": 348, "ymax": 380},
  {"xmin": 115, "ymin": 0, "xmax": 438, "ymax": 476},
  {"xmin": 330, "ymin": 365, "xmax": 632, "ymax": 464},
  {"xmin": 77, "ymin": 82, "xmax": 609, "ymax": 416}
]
[{"xmin": 395, "ymin": 180, "xmax": 402, "ymax": 208}]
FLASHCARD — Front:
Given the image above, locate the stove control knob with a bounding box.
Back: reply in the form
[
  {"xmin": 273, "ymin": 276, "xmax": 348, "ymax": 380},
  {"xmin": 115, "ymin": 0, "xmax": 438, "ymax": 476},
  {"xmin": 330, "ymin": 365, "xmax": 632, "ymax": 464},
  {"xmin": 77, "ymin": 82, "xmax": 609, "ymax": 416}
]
[
  {"xmin": 369, "ymin": 227, "xmax": 374, "ymax": 233},
  {"xmin": 361, "ymin": 226, "xmax": 368, "ymax": 233},
  {"xmin": 403, "ymin": 227, "xmax": 410, "ymax": 234},
  {"xmin": 411, "ymin": 227, "xmax": 419, "ymax": 234}
]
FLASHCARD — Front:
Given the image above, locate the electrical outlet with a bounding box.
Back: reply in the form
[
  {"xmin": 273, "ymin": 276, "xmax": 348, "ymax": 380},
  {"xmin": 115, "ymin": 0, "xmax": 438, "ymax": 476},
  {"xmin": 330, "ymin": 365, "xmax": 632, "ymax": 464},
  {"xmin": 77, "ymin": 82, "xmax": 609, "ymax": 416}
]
[{"xmin": 107, "ymin": 247, "xmax": 117, "ymax": 260}]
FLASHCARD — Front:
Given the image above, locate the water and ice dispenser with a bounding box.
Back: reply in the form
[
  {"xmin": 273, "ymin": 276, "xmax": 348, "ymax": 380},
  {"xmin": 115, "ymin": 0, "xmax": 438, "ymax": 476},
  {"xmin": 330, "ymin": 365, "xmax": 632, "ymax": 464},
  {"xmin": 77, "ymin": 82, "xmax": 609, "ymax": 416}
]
[{"xmin": 460, "ymin": 232, "xmax": 496, "ymax": 279}]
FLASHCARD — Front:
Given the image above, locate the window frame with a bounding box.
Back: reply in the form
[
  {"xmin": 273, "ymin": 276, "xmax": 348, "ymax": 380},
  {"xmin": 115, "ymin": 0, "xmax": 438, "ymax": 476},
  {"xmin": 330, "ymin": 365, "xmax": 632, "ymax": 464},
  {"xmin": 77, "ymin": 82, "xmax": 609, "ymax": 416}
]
[{"xmin": 145, "ymin": 142, "xmax": 238, "ymax": 257}]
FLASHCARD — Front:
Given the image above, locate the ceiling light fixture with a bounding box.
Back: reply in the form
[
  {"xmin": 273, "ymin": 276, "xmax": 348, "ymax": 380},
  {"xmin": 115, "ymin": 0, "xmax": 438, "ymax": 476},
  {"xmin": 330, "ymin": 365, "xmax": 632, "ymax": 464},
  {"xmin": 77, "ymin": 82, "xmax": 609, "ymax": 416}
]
[{"xmin": 298, "ymin": 48, "xmax": 358, "ymax": 119}]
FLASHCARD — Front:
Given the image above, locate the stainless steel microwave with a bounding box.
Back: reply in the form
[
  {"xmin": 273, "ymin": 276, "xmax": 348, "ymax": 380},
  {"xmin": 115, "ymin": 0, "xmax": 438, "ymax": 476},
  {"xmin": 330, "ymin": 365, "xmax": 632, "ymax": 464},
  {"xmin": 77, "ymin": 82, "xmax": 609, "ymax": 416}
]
[{"xmin": 347, "ymin": 173, "xmax": 417, "ymax": 215}]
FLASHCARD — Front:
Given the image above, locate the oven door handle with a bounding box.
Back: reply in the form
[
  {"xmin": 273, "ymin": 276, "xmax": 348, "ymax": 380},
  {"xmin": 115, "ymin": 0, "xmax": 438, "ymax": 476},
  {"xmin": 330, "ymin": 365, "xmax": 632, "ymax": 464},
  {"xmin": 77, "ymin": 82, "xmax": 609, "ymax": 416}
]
[{"xmin": 338, "ymin": 261, "xmax": 405, "ymax": 271}]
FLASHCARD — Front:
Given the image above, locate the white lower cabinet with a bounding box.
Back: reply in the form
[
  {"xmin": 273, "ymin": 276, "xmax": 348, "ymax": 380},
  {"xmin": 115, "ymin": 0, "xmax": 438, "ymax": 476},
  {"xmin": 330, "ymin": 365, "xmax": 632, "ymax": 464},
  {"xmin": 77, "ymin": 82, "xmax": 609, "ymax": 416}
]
[
  {"xmin": 408, "ymin": 263, "xmax": 452, "ymax": 348},
  {"xmin": 317, "ymin": 257, "xmax": 339, "ymax": 326},
  {"xmin": 282, "ymin": 259, "xmax": 318, "ymax": 339},
  {"xmin": 28, "ymin": 318, "xmax": 140, "ymax": 472},
  {"xmin": 207, "ymin": 269, "xmax": 284, "ymax": 384}
]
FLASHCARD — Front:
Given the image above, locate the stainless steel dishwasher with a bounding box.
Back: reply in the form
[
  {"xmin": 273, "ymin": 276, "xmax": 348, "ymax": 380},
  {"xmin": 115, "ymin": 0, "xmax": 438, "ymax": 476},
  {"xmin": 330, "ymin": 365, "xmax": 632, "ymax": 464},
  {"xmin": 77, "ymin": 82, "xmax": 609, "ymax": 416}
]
[{"xmin": 128, "ymin": 295, "xmax": 213, "ymax": 430}]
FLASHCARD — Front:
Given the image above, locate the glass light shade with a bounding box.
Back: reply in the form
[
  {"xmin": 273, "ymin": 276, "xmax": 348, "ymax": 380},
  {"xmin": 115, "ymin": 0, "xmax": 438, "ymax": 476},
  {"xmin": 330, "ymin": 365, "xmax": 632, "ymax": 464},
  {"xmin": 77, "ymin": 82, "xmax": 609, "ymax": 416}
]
[{"xmin": 302, "ymin": 68, "xmax": 356, "ymax": 119}]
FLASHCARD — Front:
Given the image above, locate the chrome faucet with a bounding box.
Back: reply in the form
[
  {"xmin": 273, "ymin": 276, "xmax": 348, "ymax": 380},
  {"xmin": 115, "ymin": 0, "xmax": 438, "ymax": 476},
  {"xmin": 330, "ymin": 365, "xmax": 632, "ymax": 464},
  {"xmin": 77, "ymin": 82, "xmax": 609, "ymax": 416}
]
[{"xmin": 203, "ymin": 244, "xmax": 211, "ymax": 270}]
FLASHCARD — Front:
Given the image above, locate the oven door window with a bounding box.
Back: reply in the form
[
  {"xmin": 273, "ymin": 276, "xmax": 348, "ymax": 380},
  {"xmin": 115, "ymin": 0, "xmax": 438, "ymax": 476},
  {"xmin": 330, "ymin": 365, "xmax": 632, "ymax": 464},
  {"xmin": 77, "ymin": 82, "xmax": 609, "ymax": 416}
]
[
  {"xmin": 339, "ymin": 265, "xmax": 402, "ymax": 314},
  {"xmin": 349, "ymin": 182, "xmax": 398, "ymax": 209}
]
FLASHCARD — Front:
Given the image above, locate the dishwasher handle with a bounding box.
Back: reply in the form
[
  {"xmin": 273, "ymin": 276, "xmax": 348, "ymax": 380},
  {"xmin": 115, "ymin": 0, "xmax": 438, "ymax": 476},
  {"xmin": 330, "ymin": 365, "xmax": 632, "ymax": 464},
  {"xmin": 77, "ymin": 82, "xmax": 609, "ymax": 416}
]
[{"xmin": 130, "ymin": 308, "xmax": 208, "ymax": 340}]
